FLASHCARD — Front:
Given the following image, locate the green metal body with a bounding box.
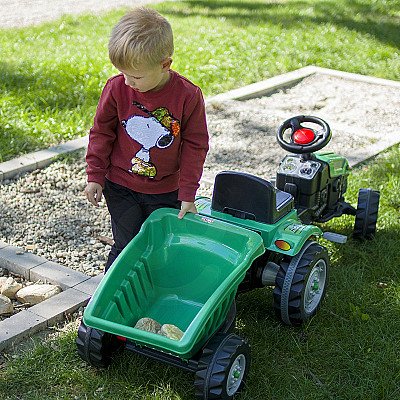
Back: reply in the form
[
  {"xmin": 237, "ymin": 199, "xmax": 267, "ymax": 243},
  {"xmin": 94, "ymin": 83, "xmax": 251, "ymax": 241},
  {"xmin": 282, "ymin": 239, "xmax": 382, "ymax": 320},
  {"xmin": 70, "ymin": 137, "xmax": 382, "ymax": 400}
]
[
  {"xmin": 83, "ymin": 208, "xmax": 264, "ymax": 359},
  {"xmin": 195, "ymin": 197, "xmax": 323, "ymax": 257}
]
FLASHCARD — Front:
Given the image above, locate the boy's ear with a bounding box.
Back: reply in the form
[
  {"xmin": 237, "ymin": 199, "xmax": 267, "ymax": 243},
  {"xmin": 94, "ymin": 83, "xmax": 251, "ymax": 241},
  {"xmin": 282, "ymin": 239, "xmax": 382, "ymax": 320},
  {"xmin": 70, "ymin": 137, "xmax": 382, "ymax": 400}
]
[{"xmin": 161, "ymin": 57, "xmax": 172, "ymax": 71}]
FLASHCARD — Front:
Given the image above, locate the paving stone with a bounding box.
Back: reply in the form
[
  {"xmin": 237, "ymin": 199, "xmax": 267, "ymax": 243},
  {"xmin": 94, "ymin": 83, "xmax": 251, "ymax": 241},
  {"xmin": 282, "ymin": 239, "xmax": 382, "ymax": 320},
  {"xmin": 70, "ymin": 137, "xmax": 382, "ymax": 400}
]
[
  {"xmin": 207, "ymin": 66, "xmax": 317, "ymax": 102},
  {"xmin": 0, "ymin": 310, "xmax": 47, "ymax": 351},
  {"xmin": 74, "ymin": 273, "xmax": 103, "ymax": 296},
  {"xmin": 30, "ymin": 261, "xmax": 90, "ymax": 290},
  {"xmin": 0, "ymin": 241, "xmax": 8, "ymax": 250},
  {"xmin": 0, "ymin": 153, "xmax": 39, "ymax": 180},
  {"xmin": 59, "ymin": 135, "xmax": 89, "ymax": 151},
  {"xmin": 0, "ymin": 246, "xmax": 46, "ymax": 279},
  {"xmin": 315, "ymin": 66, "xmax": 400, "ymax": 89},
  {"xmin": 28, "ymin": 288, "xmax": 89, "ymax": 323},
  {"xmin": 0, "ymin": 136, "xmax": 89, "ymax": 180},
  {"xmin": 32, "ymin": 149, "xmax": 61, "ymax": 170},
  {"xmin": 35, "ymin": 137, "xmax": 89, "ymax": 169}
]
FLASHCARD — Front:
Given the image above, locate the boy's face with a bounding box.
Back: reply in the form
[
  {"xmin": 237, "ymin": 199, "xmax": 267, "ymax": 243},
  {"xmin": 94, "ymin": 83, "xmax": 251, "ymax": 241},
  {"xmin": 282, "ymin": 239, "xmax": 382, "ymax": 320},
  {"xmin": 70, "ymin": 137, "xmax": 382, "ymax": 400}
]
[{"xmin": 119, "ymin": 59, "xmax": 172, "ymax": 93}]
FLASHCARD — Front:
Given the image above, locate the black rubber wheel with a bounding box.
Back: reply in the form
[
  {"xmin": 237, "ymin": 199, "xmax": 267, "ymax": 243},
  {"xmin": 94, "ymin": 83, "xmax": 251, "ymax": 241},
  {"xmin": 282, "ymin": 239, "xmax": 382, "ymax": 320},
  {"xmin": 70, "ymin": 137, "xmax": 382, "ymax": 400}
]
[
  {"xmin": 273, "ymin": 241, "xmax": 329, "ymax": 326},
  {"xmin": 194, "ymin": 333, "xmax": 250, "ymax": 399},
  {"xmin": 353, "ymin": 188, "xmax": 380, "ymax": 239},
  {"xmin": 76, "ymin": 321, "xmax": 122, "ymax": 368}
]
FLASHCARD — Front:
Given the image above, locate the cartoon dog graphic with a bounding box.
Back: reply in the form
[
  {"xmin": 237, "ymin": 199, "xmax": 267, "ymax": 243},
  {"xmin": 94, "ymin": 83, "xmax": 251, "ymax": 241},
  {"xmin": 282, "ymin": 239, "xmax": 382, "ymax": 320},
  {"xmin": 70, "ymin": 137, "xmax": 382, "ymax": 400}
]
[{"xmin": 121, "ymin": 102, "xmax": 180, "ymax": 177}]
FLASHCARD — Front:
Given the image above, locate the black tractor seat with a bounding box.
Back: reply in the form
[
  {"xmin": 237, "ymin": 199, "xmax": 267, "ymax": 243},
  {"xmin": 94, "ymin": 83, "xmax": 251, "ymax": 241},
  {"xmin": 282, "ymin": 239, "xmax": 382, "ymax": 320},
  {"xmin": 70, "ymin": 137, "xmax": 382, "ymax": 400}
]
[{"xmin": 211, "ymin": 171, "xmax": 294, "ymax": 224}]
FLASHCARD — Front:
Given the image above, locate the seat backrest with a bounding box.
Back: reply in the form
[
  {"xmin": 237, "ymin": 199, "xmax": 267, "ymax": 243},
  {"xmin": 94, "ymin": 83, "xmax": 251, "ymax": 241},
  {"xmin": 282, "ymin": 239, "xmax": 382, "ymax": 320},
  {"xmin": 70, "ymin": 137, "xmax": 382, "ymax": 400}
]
[{"xmin": 211, "ymin": 171, "xmax": 278, "ymax": 224}]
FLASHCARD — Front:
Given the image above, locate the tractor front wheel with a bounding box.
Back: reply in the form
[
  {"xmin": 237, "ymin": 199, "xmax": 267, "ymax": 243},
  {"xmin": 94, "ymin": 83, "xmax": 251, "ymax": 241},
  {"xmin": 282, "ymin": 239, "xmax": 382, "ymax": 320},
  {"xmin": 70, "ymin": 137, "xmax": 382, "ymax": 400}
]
[{"xmin": 353, "ymin": 188, "xmax": 380, "ymax": 239}]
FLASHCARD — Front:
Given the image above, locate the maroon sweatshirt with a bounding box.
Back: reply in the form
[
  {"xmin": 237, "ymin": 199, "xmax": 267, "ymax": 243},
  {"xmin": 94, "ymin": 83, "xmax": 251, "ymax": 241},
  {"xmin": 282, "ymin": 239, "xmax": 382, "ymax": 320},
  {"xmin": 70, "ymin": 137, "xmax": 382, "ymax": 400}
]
[{"xmin": 86, "ymin": 70, "xmax": 209, "ymax": 202}]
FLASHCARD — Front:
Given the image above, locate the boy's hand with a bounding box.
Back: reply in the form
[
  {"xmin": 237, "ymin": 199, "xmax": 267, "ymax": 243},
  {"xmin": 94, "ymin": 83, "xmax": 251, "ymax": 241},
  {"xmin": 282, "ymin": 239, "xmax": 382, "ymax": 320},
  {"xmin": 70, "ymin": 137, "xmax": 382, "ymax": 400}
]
[
  {"xmin": 85, "ymin": 182, "xmax": 103, "ymax": 207},
  {"xmin": 178, "ymin": 201, "xmax": 197, "ymax": 219}
]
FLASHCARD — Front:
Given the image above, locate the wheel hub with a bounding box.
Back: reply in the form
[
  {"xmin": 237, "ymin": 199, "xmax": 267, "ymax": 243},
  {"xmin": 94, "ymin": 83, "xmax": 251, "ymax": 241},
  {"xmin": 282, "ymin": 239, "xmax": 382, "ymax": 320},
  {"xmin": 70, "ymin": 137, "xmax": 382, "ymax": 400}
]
[
  {"xmin": 226, "ymin": 354, "xmax": 246, "ymax": 396},
  {"xmin": 311, "ymin": 279, "xmax": 319, "ymax": 291},
  {"xmin": 304, "ymin": 259, "xmax": 327, "ymax": 314}
]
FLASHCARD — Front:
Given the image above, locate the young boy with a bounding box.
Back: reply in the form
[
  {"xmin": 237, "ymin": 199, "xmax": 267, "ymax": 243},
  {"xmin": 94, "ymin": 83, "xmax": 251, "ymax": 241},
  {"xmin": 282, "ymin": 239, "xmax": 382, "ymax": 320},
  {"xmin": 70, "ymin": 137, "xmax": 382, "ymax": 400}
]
[{"xmin": 85, "ymin": 7, "xmax": 209, "ymax": 271}]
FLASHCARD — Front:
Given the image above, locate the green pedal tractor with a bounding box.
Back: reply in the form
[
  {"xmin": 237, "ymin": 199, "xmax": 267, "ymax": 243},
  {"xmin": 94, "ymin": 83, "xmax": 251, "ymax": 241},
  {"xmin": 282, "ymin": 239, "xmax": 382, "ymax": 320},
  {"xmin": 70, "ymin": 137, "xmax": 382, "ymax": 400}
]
[{"xmin": 77, "ymin": 116, "xmax": 380, "ymax": 399}]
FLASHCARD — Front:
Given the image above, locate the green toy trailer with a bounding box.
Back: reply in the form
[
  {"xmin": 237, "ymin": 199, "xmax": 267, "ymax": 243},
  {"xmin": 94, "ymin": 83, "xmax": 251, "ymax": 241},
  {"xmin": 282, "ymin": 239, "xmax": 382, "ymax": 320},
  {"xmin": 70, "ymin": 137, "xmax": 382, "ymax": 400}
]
[{"xmin": 76, "ymin": 116, "xmax": 379, "ymax": 399}]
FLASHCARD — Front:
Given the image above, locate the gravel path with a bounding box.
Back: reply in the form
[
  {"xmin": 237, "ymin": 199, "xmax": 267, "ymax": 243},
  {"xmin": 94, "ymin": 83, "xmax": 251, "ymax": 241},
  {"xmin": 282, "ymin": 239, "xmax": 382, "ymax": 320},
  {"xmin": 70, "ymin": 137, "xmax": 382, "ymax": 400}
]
[
  {"xmin": 1, "ymin": 73, "xmax": 399, "ymax": 276},
  {"xmin": 0, "ymin": 0, "xmax": 169, "ymax": 28},
  {"xmin": 205, "ymin": 74, "xmax": 400, "ymax": 178}
]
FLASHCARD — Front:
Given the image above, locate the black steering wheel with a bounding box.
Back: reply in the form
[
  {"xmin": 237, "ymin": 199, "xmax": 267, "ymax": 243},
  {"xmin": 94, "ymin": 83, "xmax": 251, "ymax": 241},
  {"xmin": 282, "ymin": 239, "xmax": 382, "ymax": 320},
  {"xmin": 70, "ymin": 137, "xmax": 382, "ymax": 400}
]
[{"xmin": 277, "ymin": 115, "xmax": 331, "ymax": 154}]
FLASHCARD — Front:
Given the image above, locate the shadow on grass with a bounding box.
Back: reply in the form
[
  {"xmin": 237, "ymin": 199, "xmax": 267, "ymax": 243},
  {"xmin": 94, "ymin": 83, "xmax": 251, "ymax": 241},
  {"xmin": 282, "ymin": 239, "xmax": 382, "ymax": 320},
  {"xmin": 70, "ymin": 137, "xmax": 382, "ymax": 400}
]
[
  {"xmin": 0, "ymin": 124, "xmax": 42, "ymax": 163},
  {"xmin": 165, "ymin": 0, "xmax": 400, "ymax": 48},
  {"xmin": 0, "ymin": 61, "xmax": 100, "ymax": 112},
  {"xmin": 0, "ymin": 61, "xmax": 100, "ymax": 161}
]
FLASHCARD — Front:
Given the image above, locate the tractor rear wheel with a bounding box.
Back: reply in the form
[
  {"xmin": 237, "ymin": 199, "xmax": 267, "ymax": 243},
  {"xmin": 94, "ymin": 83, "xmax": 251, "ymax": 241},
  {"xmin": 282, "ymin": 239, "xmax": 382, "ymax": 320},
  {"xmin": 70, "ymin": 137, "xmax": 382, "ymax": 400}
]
[{"xmin": 273, "ymin": 241, "xmax": 329, "ymax": 326}]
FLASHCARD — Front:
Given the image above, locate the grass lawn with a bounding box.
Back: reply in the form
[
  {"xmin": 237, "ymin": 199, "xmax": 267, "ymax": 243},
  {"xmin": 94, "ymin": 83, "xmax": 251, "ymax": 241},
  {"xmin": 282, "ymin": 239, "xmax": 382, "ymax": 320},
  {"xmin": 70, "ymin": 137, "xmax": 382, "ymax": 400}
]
[
  {"xmin": 1, "ymin": 0, "xmax": 400, "ymax": 399},
  {"xmin": 0, "ymin": 0, "xmax": 399, "ymax": 162}
]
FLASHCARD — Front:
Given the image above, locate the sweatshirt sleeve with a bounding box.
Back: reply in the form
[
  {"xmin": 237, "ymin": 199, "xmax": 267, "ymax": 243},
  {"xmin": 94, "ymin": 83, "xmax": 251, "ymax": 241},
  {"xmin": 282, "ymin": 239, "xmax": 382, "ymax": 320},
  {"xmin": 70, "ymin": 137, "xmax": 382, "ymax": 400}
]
[
  {"xmin": 178, "ymin": 88, "xmax": 209, "ymax": 202},
  {"xmin": 86, "ymin": 79, "xmax": 119, "ymax": 187}
]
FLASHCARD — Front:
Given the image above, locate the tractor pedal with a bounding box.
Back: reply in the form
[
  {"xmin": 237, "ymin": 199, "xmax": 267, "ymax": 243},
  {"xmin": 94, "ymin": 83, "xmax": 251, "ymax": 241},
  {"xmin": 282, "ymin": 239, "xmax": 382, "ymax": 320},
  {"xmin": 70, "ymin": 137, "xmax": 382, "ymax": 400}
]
[{"xmin": 322, "ymin": 232, "xmax": 347, "ymax": 244}]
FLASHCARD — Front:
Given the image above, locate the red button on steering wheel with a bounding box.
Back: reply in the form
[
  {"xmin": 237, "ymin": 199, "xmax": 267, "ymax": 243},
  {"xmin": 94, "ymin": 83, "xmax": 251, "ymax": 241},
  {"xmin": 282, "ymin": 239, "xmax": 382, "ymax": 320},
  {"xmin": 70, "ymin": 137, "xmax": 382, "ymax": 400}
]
[{"xmin": 293, "ymin": 128, "xmax": 316, "ymax": 145}]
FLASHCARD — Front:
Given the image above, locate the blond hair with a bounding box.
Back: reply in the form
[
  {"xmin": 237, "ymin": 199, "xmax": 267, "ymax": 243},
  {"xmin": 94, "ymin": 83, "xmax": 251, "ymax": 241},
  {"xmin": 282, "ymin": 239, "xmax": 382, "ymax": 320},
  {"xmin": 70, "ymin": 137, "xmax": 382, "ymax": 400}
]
[{"xmin": 109, "ymin": 7, "xmax": 174, "ymax": 70}]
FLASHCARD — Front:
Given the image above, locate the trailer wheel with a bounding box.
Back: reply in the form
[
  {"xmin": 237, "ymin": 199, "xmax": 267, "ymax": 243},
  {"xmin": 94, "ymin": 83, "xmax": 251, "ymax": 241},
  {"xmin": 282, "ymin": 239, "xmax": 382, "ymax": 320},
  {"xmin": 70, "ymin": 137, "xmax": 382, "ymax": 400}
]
[
  {"xmin": 218, "ymin": 300, "xmax": 236, "ymax": 334},
  {"xmin": 194, "ymin": 333, "xmax": 250, "ymax": 399},
  {"xmin": 273, "ymin": 241, "xmax": 329, "ymax": 326},
  {"xmin": 353, "ymin": 188, "xmax": 380, "ymax": 239},
  {"xmin": 76, "ymin": 321, "xmax": 121, "ymax": 368}
]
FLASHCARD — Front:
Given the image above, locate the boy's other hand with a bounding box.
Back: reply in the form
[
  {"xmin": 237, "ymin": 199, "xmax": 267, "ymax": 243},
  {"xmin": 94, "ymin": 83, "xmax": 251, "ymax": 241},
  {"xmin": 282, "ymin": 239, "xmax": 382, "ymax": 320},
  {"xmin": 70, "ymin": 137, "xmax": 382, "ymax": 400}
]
[
  {"xmin": 85, "ymin": 182, "xmax": 103, "ymax": 207},
  {"xmin": 178, "ymin": 201, "xmax": 197, "ymax": 219}
]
